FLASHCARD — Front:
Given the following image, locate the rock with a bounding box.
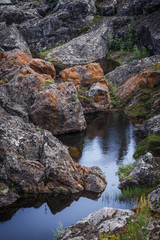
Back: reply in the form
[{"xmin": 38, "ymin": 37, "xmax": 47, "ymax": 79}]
[
  {"xmin": 119, "ymin": 153, "xmax": 160, "ymax": 189},
  {"xmin": 60, "ymin": 207, "xmax": 134, "ymax": 240},
  {"xmin": 0, "ymin": 0, "xmax": 12, "ymax": 5},
  {"xmin": 117, "ymin": 0, "xmax": 160, "ymax": 16},
  {"xmin": 0, "ymin": 4, "xmax": 41, "ymax": 25},
  {"xmin": 137, "ymin": 11, "xmax": 160, "ymax": 55},
  {"xmin": 147, "ymin": 185, "xmax": 160, "ymax": 212},
  {"xmin": 118, "ymin": 70, "xmax": 160, "ymax": 98},
  {"xmin": 147, "ymin": 220, "xmax": 160, "ymax": 240},
  {"xmin": 0, "ymin": 107, "xmax": 107, "ymax": 204},
  {"xmin": 105, "ymin": 55, "xmax": 160, "ymax": 86},
  {"xmin": 98, "ymin": 0, "xmax": 118, "ymax": 16},
  {"xmin": 45, "ymin": 17, "xmax": 113, "ymax": 65},
  {"xmin": 0, "ymin": 183, "xmax": 19, "ymax": 207},
  {"xmin": 144, "ymin": 114, "xmax": 160, "ymax": 135},
  {"xmin": 19, "ymin": 0, "xmax": 97, "ymax": 53},
  {"xmin": 59, "ymin": 63, "xmax": 105, "ymax": 88},
  {"xmin": 0, "ymin": 23, "xmax": 31, "ymax": 55},
  {"xmin": 30, "ymin": 81, "xmax": 87, "ymax": 134}
]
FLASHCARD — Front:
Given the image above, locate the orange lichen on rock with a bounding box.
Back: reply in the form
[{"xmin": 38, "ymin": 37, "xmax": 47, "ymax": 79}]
[
  {"xmin": 29, "ymin": 59, "xmax": 56, "ymax": 77},
  {"xmin": 118, "ymin": 70, "xmax": 160, "ymax": 98},
  {"xmin": 59, "ymin": 67, "xmax": 81, "ymax": 85}
]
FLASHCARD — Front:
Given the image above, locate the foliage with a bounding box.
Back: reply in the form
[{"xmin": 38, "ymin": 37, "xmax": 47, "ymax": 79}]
[
  {"xmin": 72, "ymin": 93, "xmax": 78, "ymax": 102},
  {"xmin": 133, "ymin": 134, "xmax": 160, "ymax": 158},
  {"xmin": 127, "ymin": 45, "xmax": 150, "ymax": 63},
  {"xmin": 117, "ymin": 162, "xmax": 135, "ymax": 181},
  {"xmin": 119, "ymin": 186, "xmax": 155, "ymax": 201},
  {"xmin": 37, "ymin": 42, "xmax": 66, "ymax": 58},
  {"xmin": 107, "ymin": 81, "xmax": 124, "ymax": 108},
  {"xmin": 78, "ymin": 94, "xmax": 94, "ymax": 104},
  {"xmin": 53, "ymin": 222, "xmax": 64, "ymax": 240}
]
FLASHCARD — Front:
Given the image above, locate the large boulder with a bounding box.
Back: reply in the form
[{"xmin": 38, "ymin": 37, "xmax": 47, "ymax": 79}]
[
  {"xmin": 147, "ymin": 185, "xmax": 160, "ymax": 212},
  {"xmin": 105, "ymin": 55, "xmax": 160, "ymax": 86},
  {"xmin": 119, "ymin": 152, "xmax": 160, "ymax": 189},
  {"xmin": 0, "ymin": 22, "xmax": 31, "ymax": 55},
  {"xmin": 29, "ymin": 81, "xmax": 87, "ymax": 134},
  {"xmin": 19, "ymin": 0, "xmax": 97, "ymax": 53},
  {"xmin": 118, "ymin": 69, "xmax": 160, "ymax": 98},
  {"xmin": 45, "ymin": 17, "xmax": 113, "ymax": 65},
  {"xmin": 144, "ymin": 114, "xmax": 160, "ymax": 135},
  {"xmin": 60, "ymin": 207, "xmax": 134, "ymax": 240},
  {"xmin": 0, "ymin": 107, "xmax": 107, "ymax": 206},
  {"xmin": 97, "ymin": 0, "xmax": 118, "ymax": 16},
  {"xmin": 147, "ymin": 220, "xmax": 160, "ymax": 240},
  {"xmin": 0, "ymin": 183, "xmax": 19, "ymax": 207}
]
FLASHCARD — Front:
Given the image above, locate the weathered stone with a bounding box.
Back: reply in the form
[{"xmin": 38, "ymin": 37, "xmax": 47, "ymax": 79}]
[
  {"xmin": 105, "ymin": 55, "xmax": 160, "ymax": 86},
  {"xmin": 0, "ymin": 183, "xmax": 19, "ymax": 207},
  {"xmin": 147, "ymin": 220, "xmax": 160, "ymax": 240},
  {"xmin": 147, "ymin": 185, "xmax": 160, "ymax": 212},
  {"xmin": 98, "ymin": 0, "xmax": 118, "ymax": 16},
  {"xmin": 0, "ymin": 107, "xmax": 107, "ymax": 204},
  {"xmin": 0, "ymin": 23, "xmax": 31, "ymax": 55},
  {"xmin": 144, "ymin": 114, "xmax": 160, "ymax": 135},
  {"xmin": 118, "ymin": 70, "xmax": 160, "ymax": 98},
  {"xmin": 59, "ymin": 63, "xmax": 105, "ymax": 88},
  {"xmin": 119, "ymin": 153, "xmax": 160, "ymax": 189},
  {"xmin": 60, "ymin": 207, "xmax": 134, "ymax": 240},
  {"xmin": 117, "ymin": 0, "xmax": 160, "ymax": 16},
  {"xmin": 45, "ymin": 17, "xmax": 113, "ymax": 65},
  {"xmin": 29, "ymin": 82, "xmax": 87, "ymax": 134}
]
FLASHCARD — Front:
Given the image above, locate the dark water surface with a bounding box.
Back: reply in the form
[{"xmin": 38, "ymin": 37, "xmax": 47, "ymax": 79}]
[{"xmin": 0, "ymin": 112, "xmax": 136, "ymax": 240}]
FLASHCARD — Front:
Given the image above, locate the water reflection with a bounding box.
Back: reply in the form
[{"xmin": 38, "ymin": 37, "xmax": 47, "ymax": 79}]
[{"xmin": 0, "ymin": 112, "xmax": 136, "ymax": 240}]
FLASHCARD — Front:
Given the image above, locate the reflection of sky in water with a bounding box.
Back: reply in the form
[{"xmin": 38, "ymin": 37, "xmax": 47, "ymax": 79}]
[{"xmin": 0, "ymin": 112, "xmax": 136, "ymax": 240}]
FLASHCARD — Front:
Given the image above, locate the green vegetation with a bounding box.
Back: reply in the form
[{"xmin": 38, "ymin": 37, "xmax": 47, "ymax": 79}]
[
  {"xmin": 72, "ymin": 93, "xmax": 78, "ymax": 102},
  {"xmin": 107, "ymin": 17, "xmax": 150, "ymax": 63},
  {"xmin": 119, "ymin": 186, "xmax": 156, "ymax": 201},
  {"xmin": 38, "ymin": 79, "xmax": 54, "ymax": 91},
  {"xmin": 37, "ymin": 42, "xmax": 66, "ymax": 58},
  {"xmin": 78, "ymin": 94, "xmax": 94, "ymax": 104},
  {"xmin": 133, "ymin": 134, "xmax": 160, "ymax": 159},
  {"xmin": 117, "ymin": 162, "xmax": 135, "ymax": 181},
  {"xmin": 107, "ymin": 82, "xmax": 124, "ymax": 108},
  {"xmin": 76, "ymin": 15, "xmax": 102, "ymax": 36},
  {"xmin": 150, "ymin": 63, "xmax": 160, "ymax": 71},
  {"xmin": 125, "ymin": 87, "xmax": 160, "ymax": 120},
  {"xmin": 53, "ymin": 222, "xmax": 64, "ymax": 240}
]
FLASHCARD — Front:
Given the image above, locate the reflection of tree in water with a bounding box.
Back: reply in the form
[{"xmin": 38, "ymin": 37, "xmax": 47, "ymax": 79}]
[{"xmin": 99, "ymin": 112, "xmax": 131, "ymax": 162}]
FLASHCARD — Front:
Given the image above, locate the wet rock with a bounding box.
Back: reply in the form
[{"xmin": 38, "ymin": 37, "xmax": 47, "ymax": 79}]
[
  {"xmin": 119, "ymin": 153, "xmax": 160, "ymax": 189},
  {"xmin": 117, "ymin": 0, "xmax": 160, "ymax": 16},
  {"xmin": 30, "ymin": 82, "xmax": 87, "ymax": 134},
  {"xmin": 0, "ymin": 107, "xmax": 107, "ymax": 203},
  {"xmin": 147, "ymin": 185, "xmax": 160, "ymax": 212},
  {"xmin": 105, "ymin": 55, "xmax": 160, "ymax": 86},
  {"xmin": 45, "ymin": 17, "xmax": 113, "ymax": 65},
  {"xmin": 144, "ymin": 114, "xmax": 160, "ymax": 135},
  {"xmin": 0, "ymin": 23, "xmax": 31, "ymax": 55},
  {"xmin": 147, "ymin": 220, "xmax": 160, "ymax": 240},
  {"xmin": 60, "ymin": 207, "xmax": 134, "ymax": 240},
  {"xmin": 118, "ymin": 70, "xmax": 160, "ymax": 98},
  {"xmin": 0, "ymin": 183, "xmax": 19, "ymax": 207},
  {"xmin": 98, "ymin": 0, "xmax": 118, "ymax": 16}
]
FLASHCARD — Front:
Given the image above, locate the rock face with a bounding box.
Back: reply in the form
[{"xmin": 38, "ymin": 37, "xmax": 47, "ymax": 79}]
[
  {"xmin": 98, "ymin": 0, "xmax": 118, "ymax": 16},
  {"xmin": 60, "ymin": 207, "xmax": 134, "ymax": 240},
  {"xmin": 147, "ymin": 185, "xmax": 160, "ymax": 212},
  {"xmin": 0, "ymin": 49, "xmax": 86, "ymax": 134},
  {"xmin": 0, "ymin": 22, "xmax": 31, "ymax": 55},
  {"xmin": 0, "ymin": 183, "xmax": 19, "ymax": 207},
  {"xmin": 0, "ymin": 107, "xmax": 107, "ymax": 206},
  {"xmin": 118, "ymin": 69, "xmax": 160, "ymax": 98},
  {"xmin": 119, "ymin": 153, "xmax": 160, "ymax": 189},
  {"xmin": 30, "ymin": 82, "xmax": 86, "ymax": 134},
  {"xmin": 117, "ymin": 0, "xmax": 160, "ymax": 16},
  {"xmin": 147, "ymin": 220, "xmax": 160, "ymax": 240},
  {"xmin": 105, "ymin": 55, "xmax": 160, "ymax": 86},
  {"xmin": 144, "ymin": 114, "xmax": 160, "ymax": 135},
  {"xmin": 45, "ymin": 17, "xmax": 113, "ymax": 65},
  {"xmin": 59, "ymin": 63, "xmax": 111, "ymax": 112}
]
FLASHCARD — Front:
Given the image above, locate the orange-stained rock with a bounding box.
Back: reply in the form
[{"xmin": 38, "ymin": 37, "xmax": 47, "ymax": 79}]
[
  {"xmin": 59, "ymin": 63, "xmax": 104, "ymax": 87},
  {"xmin": 118, "ymin": 70, "xmax": 160, "ymax": 98}
]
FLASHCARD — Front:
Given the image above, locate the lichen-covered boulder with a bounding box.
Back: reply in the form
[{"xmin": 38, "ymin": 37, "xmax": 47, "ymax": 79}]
[
  {"xmin": 119, "ymin": 153, "xmax": 160, "ymax": 189},
  {"xmin": 147, "ymin": 185, "xmax": 160, "ymax": 212},
  {"xmin": 0, "ymin": 107, "xmax": 107, "ymax": 206},
  {"xmin": 98, "ymin": 0, "xmax": 118, "ymax": 16},
  {"xmin": 144, "ymin": 114, "xmax": 160, "ymax": 135},
  {"xmin": 60, "ymin": 207, "xmax": 134, "ymax": 240}
]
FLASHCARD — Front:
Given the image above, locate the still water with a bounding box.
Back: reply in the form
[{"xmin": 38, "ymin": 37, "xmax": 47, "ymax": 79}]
[{"xmin": 0, "ymin": 112, "xmax": 136, "ymax": 240}]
